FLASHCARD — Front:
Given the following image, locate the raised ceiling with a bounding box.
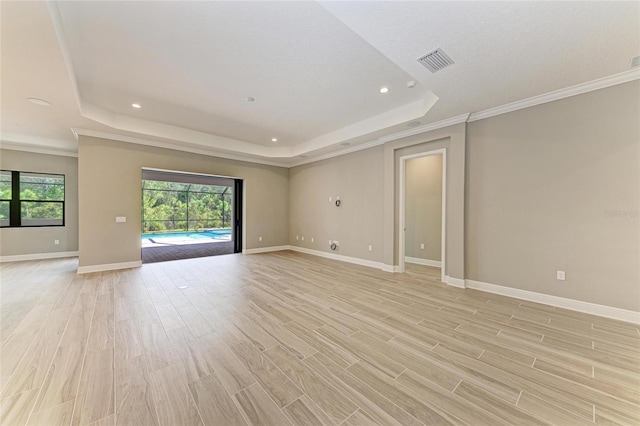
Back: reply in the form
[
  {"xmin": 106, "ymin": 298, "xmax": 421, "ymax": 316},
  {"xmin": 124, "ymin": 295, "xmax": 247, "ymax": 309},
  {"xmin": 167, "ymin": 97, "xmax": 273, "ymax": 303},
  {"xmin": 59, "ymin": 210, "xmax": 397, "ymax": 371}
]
[{"xmin": 1, "ymin": 1, "xmax": 639, "ymax": 165}]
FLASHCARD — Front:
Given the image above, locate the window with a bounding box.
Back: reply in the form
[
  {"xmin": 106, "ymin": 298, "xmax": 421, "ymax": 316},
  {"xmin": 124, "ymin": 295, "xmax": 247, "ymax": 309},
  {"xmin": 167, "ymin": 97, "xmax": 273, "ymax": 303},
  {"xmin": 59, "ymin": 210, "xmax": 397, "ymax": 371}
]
[
  {"xmin": 0, "ymin": 170, "xmax": 65, "ymax": 227},
  {"xmin": 0, "ymin": 171, "xmax": 10, "ymax": 227},
  {"xmin": 141, "ymin": 179, "xmax": 232, "ymax": 233}
]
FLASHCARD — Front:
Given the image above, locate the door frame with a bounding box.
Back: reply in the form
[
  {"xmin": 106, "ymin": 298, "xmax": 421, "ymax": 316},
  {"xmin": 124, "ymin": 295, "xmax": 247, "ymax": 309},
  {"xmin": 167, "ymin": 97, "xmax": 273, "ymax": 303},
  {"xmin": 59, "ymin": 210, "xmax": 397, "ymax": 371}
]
[
  {"xmin": 398, "ymin": 148, "xmax": 447, "ymax": 282},
  {"xmin": 233, "ymin": 179, "xmax": 244, "ymax": 253}
]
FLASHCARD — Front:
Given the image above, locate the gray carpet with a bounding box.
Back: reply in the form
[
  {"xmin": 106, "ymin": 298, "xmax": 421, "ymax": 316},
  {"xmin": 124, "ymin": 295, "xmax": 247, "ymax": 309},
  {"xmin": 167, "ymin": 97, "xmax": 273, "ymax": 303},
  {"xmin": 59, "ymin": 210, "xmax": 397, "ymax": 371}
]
[{"xmin": 141, "ymin": 241, "xmax": 235, "ymax": 263}]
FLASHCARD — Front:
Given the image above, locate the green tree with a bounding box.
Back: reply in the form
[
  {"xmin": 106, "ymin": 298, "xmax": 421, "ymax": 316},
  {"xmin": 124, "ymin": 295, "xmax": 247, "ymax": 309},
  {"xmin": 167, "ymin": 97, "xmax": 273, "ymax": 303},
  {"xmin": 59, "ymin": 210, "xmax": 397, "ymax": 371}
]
[{"xmin": 141, "ymin": 180, "xmax": 232, "ymax": 233}]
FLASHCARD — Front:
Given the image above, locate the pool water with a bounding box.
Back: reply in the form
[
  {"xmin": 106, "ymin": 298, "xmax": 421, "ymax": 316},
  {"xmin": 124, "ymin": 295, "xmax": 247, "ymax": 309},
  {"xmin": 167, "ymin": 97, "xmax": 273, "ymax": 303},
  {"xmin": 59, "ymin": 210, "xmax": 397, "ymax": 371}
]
[{"xmin": 141, "ymin": 230, "xmax": 231, "ymax": 246}]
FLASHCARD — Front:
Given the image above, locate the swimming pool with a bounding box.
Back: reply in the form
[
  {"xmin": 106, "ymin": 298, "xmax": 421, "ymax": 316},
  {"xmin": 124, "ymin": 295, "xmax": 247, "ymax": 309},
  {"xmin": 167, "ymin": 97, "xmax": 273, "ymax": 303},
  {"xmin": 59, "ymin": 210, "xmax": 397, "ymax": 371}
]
[{"xmin": 141, "ymin": 229, "xmax": 231, "ymax": 246}]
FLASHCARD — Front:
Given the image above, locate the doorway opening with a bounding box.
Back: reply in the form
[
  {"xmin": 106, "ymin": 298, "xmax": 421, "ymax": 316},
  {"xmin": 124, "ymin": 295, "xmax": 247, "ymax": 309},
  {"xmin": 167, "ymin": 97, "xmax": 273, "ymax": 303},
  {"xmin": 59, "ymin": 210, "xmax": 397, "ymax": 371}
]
[
  {"xmin": 399, "ymin": 149, "xmax": 446, "ymax": 282},
  {"xmin": 140, "ymin": 169, "xmax": 243, "ymax": 263}
]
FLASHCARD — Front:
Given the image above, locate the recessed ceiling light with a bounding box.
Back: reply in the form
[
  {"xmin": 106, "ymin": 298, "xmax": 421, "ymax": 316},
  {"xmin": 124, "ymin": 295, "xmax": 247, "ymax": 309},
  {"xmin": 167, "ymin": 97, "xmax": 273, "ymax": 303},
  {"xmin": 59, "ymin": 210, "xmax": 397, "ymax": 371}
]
[
  {"xmin": 271, "ymin": 138, "xmax": 278, "ymax": 142},
  {"xmin": 407, "ymin": 121, "xmax": 421, "ymax": 128},
  {"xmin": 27, "ymin": 98, "xmax": 51, "ymax": 106},
  {"xmin": 407, "ymin": 81, "xmax": 417, "ymax": 89},
  {"xmin": 340, "ymin": 142, "xmax": 351, "ymax": 147},
  {"xmin": 379, "ymin": 87, "xmax": 390, "ymax": 94},
  {"xmin": 131, "ymin": 103, "xmax": 141, "ymax": 109},
  {"xmin": 246, "ymin": 97, "xmax": 255, "ymax": 102}
]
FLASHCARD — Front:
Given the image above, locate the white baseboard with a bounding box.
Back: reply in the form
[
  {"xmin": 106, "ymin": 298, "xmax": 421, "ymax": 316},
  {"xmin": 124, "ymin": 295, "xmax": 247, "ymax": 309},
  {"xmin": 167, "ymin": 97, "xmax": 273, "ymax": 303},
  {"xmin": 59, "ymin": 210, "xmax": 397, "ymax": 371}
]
[
  {"xmin": 243, "ymin": 245, "xmax": 290, "ymax": 255},
  {"xmin": 466, "ymin": 279, "xmax": 640, "ymax": 325},
  {"xmin": 445, "ymin": 275, "xmax": 466, "ymax": 288},
  {"xmin": 288, "ymin": 245, "xmax": 387, "ymax": 271},
  {"xmin": 0, "ymin": 251, "xmax": 79, "ymax": 263},
  {"xmin": 77, "ymin": 260, "xmax": 142, "ymax": 274},
  {"xmin": 405, "ymin": 257, "xmax": 441, "ymax": 267}
]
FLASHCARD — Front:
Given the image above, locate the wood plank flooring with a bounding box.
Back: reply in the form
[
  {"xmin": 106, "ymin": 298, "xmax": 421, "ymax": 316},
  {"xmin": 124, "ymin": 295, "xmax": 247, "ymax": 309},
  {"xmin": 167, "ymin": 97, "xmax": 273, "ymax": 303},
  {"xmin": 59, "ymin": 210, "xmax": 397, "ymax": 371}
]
[{"xmin": 1, "ymin": 251, "xmax": 639, "ymax": 425}]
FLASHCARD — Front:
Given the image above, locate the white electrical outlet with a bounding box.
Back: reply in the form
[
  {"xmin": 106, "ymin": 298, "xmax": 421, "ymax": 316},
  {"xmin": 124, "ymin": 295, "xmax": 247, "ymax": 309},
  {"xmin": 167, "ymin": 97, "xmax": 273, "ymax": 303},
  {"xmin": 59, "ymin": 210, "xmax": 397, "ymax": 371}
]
[
  {"xmin": 296, "ymin": 235, "xmax": 299, "ymax": 240},
  {"xmin": 54, "ymin": 240, "xmax": 60, "ymax": 245},
  {"xmin": 115, "ymin": 216, "xmax": 126, "ymax": 223},
  {"xmin": 368, "ymin": 245, "xmax": 372, "ymax": 252},
  {"xmin": 301, "ymin": 236, "xmax": 304, "ymax": 241},
  {"xmin": 311, "ymin": 237, "xmax": 314, "ymax": 243},
  {"xmin": 557, "ymin": 271, "xmax": 566, "ymax": 281},
  {"xmin": 259, "ymin": 236, "xmax": 262, "ymax": 241},
  {"xmin": 329, "ymin": 197, "xmax": 332, "ymax": 202},
  {"xmin": 420, "ymin": 243, "xmax": 425, "ymax": 249}
]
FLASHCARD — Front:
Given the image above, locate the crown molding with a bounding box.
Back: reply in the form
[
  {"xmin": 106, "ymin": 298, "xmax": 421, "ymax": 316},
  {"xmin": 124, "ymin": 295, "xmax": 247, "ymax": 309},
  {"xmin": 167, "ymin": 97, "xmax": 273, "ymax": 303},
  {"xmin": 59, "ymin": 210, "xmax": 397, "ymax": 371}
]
[
  {"xmin": 72, "ymin": 129, "xmax": 290, "ymax": 168},
  {"xmin": 289, "ymin": 113, "xmax": 472, "ymax": 167},
  {"xmin": 289, "ymin": 139, "xmax": 384, "ymax": 167},
  {"xmin": 0, "ymin": 141, "xmax": 78, "ymax": 158},
  {"xmin": 468, "ymin": 68, "xmax": 640, "ymax": 122},
  {"xmin": 379, "ymin": 113, "xmax": 471, "ymax": 144}
]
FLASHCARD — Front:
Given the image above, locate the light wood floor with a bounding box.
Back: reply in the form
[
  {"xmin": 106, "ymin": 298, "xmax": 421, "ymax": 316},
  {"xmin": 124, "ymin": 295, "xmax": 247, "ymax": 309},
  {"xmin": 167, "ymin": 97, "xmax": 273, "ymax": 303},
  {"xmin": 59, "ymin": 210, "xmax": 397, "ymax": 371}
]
[{"xmin": 1, "ymin": 251, "xmax": 639, "ymax": 425}]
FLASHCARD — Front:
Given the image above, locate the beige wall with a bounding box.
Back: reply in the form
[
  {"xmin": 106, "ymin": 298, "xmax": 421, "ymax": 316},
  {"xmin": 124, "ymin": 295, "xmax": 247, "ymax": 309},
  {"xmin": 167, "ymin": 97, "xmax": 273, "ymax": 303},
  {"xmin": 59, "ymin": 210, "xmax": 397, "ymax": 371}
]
[
  {"xmin": 405, "ymin": 155, "xmax": 442, "ymax": 261},
  {"xmin": 78, "ymin": 136, "xmax": 289, "ymax": 268},
  {"xmin": 5, "ymin": 81, "xmax": 637, "ymax": 312},
  {"xmin": 0, "ymin": 149, "xmax": 79, "ymax": 256},
  {"xmin": 466, "ymin": 80, "xmax": 640, "ymax": 311},
  {"xmin": 386, "ymin": 123, "xmax": 467, "ymax": 280},
  {"xmin": 289, "ymin": 146, "xmax": 384, "ymax": 262}
]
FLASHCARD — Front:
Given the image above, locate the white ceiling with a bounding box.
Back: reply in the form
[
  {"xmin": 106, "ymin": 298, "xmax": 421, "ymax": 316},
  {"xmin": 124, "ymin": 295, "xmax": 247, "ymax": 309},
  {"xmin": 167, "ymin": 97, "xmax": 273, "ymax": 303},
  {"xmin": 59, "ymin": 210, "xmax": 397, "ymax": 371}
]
[{"xmin": 1, "ymin": 1, "xmax": 639, "ymax": 165}]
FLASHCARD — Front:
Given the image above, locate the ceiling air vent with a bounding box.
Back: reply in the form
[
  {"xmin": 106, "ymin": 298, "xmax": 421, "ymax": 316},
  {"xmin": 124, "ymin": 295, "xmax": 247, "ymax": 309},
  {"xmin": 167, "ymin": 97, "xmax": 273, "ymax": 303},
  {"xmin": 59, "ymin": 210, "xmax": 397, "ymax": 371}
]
[{"xmin": 417, "ymin": 48, "xmax": 454, "ymax": 73}]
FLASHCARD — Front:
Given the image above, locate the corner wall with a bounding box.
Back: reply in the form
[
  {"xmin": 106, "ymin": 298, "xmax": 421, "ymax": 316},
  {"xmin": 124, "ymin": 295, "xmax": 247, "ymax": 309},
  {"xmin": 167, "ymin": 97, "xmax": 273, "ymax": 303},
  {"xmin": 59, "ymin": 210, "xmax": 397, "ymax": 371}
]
[
  {"xmin": 78, "ymin": 136, "xmax": 289, "ymax": 269},
  {"xmin": 288, "ymin": 146, "xmax": 384, "ymax": 262},
  {"xmin": 466, "ymin": 80, "xmax": 640, "ymax": 311},
  {"xmin": 405, "ymin": 155, "xmax": 443, "ymax": 262},
  {"xmin": 0, "ymin": 149, "xmax": 79, "ymax": 258},
  {"xmin": 288, "ymin": 81, "xmax": 638, "ymax": 313}
]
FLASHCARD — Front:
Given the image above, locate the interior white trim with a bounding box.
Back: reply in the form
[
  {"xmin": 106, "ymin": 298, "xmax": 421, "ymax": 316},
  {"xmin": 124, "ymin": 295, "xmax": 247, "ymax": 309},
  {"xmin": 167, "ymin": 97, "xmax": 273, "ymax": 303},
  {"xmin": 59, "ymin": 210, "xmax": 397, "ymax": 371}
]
[
  {"xmin": 0, "ymin": 251, "xmax": 79, "ymax": 263},
  {"xmin": 6, "ymin": 69, "xmax": 637, "ymax": 166},
  {"xmin": 73, "ymin": 129, "xmax": 289, "ymax": 168},
  {"xmin": 445, "ymin": 276, "xmax": 466, "ymax": 288},
  {"xmin": 142, "ymin": 167, "xmax": 241, "ymax": 181},
  {"xmin": 77, "ymin": 260, "xmax": 142, "ymax": 274},
  {"xmin": 288, "ymin": 245, "xmax": 386, "ymax": 271},
  {"xmin": 290, "ymin": 97, "xmax": 437, "ymax": 156},
  {"xmin": 466, "ymin": 279, "xmax": 640, "ymax": 324},
  {"xmin": 405, "ymin": 257, "xmax": 441, "ymax": 267},
  {"xmin": 380, "ymin": 114, "xmax": 470, "ymax": 144},
  {"xmin": 243, "ymin": 246, "xmax": 290, "ymax": 255},
  {"xmin": 0, "ymin": 141, "xmax": 78, "ymax": 158},
  {"xmin": 290, "ymin": 114, "xmax": 470, "ymax": 168},
  {"xmin": 398, "ymin": 148, "xmax": 446, "ymax": 283},
  {"xmin": 288, "ymin": 139, "xmax": 384, "ymax": 168},
  {"xmin": 468, "ymin": 68, "xmax": 640, "ymax": 122}
]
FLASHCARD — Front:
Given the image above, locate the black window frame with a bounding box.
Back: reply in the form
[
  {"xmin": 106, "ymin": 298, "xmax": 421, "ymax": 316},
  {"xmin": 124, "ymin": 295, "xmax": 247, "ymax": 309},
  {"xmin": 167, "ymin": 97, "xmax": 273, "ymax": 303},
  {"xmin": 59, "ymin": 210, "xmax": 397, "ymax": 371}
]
[{"xmin": 0, "ymin": 170, "xmax": 66, "ymax": 228}]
